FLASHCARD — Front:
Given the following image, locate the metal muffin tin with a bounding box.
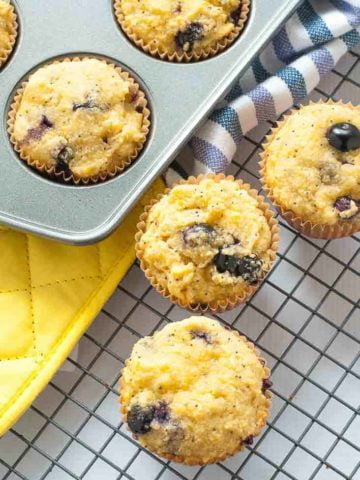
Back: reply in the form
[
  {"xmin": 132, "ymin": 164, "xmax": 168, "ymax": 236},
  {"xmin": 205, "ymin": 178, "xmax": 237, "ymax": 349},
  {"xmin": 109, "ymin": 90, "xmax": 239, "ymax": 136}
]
[{"xmin": 0, "ymin": 0, "xmax": 302, "ymax": 245}]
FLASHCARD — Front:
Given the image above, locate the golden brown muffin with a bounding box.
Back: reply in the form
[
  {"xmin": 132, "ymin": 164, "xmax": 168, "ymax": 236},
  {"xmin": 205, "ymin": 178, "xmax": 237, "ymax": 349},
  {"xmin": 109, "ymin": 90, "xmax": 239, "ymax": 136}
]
[
  {"xmin": 120, "ymin": 316, "xmax": 271, "ymax": 465},
  {"xmin": 261, "ymin": 102, "xmax": 360, "ymax": 238},
  {"xmin": 136, "ymin": 175, "xmax": 279, "ymax": 311},
  {"xmin": 0, "ymin": 0, "xmax": 17, "ymax": 67},
  {"xmin": 9, "ymin": 58, "xmax": 149, "ymax": 182},
  {"xmin": 115, "ymin": 0, "xmax": 250, "ymax": 61}
]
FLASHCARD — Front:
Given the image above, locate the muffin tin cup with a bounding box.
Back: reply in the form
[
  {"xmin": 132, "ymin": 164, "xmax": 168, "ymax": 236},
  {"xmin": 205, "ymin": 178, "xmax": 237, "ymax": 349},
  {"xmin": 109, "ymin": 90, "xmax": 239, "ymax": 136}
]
[
  {"xmin": 119, "ymin": 323, "xmax": 272, "ymax": 465},
  {"xmin": 135, "ymin": 173, "xmax": 280, "ymax": 313},
  {"xmin": 259, "ymin": 100, "xmax": 360, "ymax": 239},
  {"xmin": 7, "ymin": 56, "xmax": 151, "ymax": 185},
  {"xmin": 0, "ymin": 1, "xmax": 18, "ymax": 68},
  {"xmin": 114, "ymin": 0, "xmax": 251, "ymax": 62}
]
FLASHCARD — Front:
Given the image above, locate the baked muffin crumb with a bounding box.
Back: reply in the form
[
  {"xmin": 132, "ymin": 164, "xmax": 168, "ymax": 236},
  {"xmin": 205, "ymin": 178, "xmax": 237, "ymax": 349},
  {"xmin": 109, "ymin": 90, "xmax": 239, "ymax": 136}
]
[
  {"xmin": 120, "ymin": 317, "xmax": 271, "ymax": 464},
  {"xmin": 137, "ymin": 176, "xmax": 277, "ymax": 308},
  {"xmin": 0, "ymin": 0, "xmax": 17, "ymax": 67},
  {"xmin": 115, "ymin": 0, "xmax": 250, "ymax": 60},
  {"xmin": 263, "ymin": 103, "xmax": 360, "ymax": 227},
  {"xmin": 10, "ymin": 58, "xmax": 149, "ymax": 181}
]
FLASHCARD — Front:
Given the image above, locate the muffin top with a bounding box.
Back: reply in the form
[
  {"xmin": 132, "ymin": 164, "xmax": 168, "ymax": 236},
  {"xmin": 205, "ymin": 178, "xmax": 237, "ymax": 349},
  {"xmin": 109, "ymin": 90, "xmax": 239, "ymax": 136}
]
[
  {"xmin": 0, "ymin": 0, "xmax": 16, "ymax": 61},
  {"xmin": 121, "ymin": 317, "xmax": 271, "ymax": 464},
  {"xmin": 263, "ymin": 103, "xmax": 360, "ymax": 225},
  {"xmin": 118, "ymin": 0, "xmax": 247, "ymax": 57},
  {"xmin": 138, "ymin": 177, "xmax": 274, "ymax": 306},
  {"xmin": 12, "ymin": 59, "xmax": 147, "ymax": 179}
]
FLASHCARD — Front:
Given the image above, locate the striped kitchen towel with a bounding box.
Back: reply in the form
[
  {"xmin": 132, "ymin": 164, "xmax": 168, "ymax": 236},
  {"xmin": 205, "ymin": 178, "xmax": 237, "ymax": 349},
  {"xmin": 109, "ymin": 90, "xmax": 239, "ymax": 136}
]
[{"xmin": 168, "ymin": 0, "xmax": 360, "ymax": 182}]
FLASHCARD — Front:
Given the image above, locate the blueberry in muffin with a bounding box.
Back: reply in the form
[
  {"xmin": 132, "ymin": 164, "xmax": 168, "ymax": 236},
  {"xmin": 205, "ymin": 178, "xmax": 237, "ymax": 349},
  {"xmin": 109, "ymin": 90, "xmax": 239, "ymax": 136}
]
[
  {"xmin": 326, "ymin": 122, "xmax": 360, "ymax": 153},
  {"xmin": 175, "ymin": 22, "xmax": 204, "ymax": 52}
]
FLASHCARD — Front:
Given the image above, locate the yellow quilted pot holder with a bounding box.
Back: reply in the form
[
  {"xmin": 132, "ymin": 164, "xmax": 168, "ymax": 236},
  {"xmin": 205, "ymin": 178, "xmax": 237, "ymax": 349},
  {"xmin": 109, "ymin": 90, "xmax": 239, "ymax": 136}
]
[{"xmin": 0, "ymin": 178, "xmax": 164, "ymax": 436}]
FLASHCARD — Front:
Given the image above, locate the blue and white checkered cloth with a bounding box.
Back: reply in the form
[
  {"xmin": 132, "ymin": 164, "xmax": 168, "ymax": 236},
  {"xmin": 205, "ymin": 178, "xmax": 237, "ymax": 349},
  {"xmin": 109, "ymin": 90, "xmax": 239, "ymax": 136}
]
[{"xmin": 169, "ymin": 0, "xmax": 360, "ymax": 182}]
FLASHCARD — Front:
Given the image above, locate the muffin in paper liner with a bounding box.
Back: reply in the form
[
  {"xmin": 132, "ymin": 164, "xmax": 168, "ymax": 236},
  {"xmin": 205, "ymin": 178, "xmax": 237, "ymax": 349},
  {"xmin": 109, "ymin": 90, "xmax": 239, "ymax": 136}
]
[
  {"xmin": 114, "ymin": 0, "xmax": 250, "ymax": 62},
  {"xmin": 260, "ymin": 100, "xmax": 360, "ymax": 239},
  {"xmin": 0, "ymin": 0, "xmax": 18, "ymax": 68},
  {"xmin": 119, "ymin": 316, "xmax": 272, "ymax": 465},
  {"xmin": 135, "ymin": 173, "xmax": 280, "ymax": 313},
  {"xmin": 7, "ymin": 56, "xmax": 150, "ymax": 185}
]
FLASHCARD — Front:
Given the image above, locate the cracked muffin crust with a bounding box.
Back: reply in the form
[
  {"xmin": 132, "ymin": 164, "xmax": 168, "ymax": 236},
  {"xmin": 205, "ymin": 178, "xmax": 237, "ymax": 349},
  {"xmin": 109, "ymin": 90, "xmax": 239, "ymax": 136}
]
[
  {"xmin": 261, "ymin": 102, "xmax": 360, "ymax": 235},
  {"xmin": 120, "ymin": 317, "xmax": 271, "ymax": 465},
  {"xmin": 136, "ymin": 175, "xmax": 279, "ymax": 310},
  {"xmin": 9, "ymin": 58, "xmax": 149, "ymax": 182},
  {"xmin": 0, "ymin": 0, "xmax": 17, "ymax": 67},
  {"xmin": 115, "ymin": 0, "xmax": 250, "ymax": 61}
]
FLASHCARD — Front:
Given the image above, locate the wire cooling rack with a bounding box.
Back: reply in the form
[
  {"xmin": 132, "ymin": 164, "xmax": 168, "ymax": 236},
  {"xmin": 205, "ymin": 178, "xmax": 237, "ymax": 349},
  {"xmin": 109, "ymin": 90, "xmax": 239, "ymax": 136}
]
[{"xmin": 1, "ymin": 46, "xmax": 360, "ymax": 480}]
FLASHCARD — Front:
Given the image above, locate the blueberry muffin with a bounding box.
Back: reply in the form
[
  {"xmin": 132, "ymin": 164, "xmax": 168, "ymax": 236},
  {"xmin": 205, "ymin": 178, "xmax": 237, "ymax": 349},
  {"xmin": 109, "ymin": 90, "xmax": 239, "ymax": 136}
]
[
  {"xmin": 9, "ymin": 58, "xmax": 149, "ymax": 182},
  {"xmin": 136, "ymin": 175, "xmax": 279, "ymax": 311},
  {"xmin": 120, "ymin": 317, "xmax": 271, "ymax": 464},
  {"xmin": 261, "ymin": 102, "xmax": 360, "ymax": 238},
  {"xmin": 0, "ymin": 0, "xmax": 17, "ymax": 67},
  {"xmin": 114, "ymin": 0, "xmax": 250, "ymax": 61}
]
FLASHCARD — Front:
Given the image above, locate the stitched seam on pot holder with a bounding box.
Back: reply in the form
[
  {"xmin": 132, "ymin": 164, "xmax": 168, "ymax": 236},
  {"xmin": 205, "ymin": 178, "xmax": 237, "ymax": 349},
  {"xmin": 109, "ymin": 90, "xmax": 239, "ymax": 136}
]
[
  {"xmin": 25, "ymin": 236, "xmax": 36, "ymax": 358},
  {"xmin": 0, "ymin": 275, "xmax": 102, "ymax": 295}
]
